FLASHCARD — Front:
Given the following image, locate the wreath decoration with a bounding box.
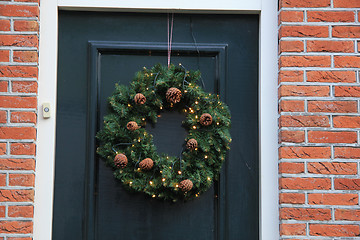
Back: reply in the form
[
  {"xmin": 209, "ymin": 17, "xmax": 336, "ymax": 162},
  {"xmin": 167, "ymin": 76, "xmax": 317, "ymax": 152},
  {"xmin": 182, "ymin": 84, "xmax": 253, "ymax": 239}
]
[{"xmin": 96, "ymin": 64, "xmax": 231, "ymax": 201}]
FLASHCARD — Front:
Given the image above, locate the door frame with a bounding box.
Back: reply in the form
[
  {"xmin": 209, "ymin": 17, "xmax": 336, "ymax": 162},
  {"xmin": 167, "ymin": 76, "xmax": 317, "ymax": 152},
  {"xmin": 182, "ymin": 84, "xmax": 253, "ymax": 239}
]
[{"xmin": 35, "ymin": 0, "xmax": 278, "ymax": 239}]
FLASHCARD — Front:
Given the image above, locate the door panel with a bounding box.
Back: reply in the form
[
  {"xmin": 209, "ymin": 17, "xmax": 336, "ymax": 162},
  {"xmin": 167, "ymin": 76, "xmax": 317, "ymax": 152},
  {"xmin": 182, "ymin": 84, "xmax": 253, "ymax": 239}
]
[{"xmin": 54, "ymin": 11, "xmax": 259, "ymax": 240}]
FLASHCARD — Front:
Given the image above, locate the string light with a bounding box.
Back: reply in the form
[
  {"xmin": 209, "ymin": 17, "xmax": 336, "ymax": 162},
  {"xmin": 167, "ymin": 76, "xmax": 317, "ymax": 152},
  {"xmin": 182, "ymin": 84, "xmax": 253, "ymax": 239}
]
[
  {"xmin": 192, "ymin": 126, "xmax": 197, "ymax": 129},
  {"xmin": 207, "ymin": 177, "xmax": 211, "ymax": 181},
  {"xmin": 137, "ymin": 168, "xmax": 141, "ymax": 171},
  {"xmin": 149, "ymin": 181, "xmax": 153, "ymax": 185},
  {"xmin": 127, "ymin": 104, "xmax": 131, "ymax": 107},
  {"xmin": 160, "ymin": 106, "xmax": 163, "ymax": 110},
  {"xmin": 216, "ymin": 122, "xmax": 220, "ymax": 125},
  {"xmin": 129, "ymin": 181, "xmax": 133, "ymax": 185},
  {"xmin": 195, "ymin": 194, "xmax": 199, "ymax": 197},
  {"xmin": 204, "ymin": 155, "xmax": 208, "ymax": 159},
  {"xmin": 184, "ymin": 90, "xmax": 188, "ymax": 93},
  {"xmin": 142, "ymin": 118, "xmax": 145, "ymax": 121},
  {"xmin": 152, "ymin": 194, "xmax": 156, "ymax": 198},
  {"xmin": 195, "ymin": 115, "xmax": 198, "ymax": 119},
  {"xmin": 162, "ymin": 178, "xmax": 166, "ymax": 182},
  {"xmin": 175, "ymin": 184, "xmax": 179, "ymax": 188},
  {"xmin": 178, "ymin": 171, "xmax": 182, "ymax": 175},
  {"xmin": 195, "ymin": 101, "xmax": 198, "ymax": 104}
]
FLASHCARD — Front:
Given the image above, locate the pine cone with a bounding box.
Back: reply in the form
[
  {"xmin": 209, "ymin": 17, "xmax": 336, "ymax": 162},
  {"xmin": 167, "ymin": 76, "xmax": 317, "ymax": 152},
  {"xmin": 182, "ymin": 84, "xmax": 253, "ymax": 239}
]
[
  {"xmin": 134, "ymin": 93, "xmax": 146, "ymax": 105},
  {"xmin": 200, "ymin": 113, "xmax": 212, "ymax": 126},
  {"xmin": 139, "ymin": 158, "xmax": 154, "ymax": 171},
  {"xmin": 127, "ymin": 121, "xmax": 139, "ymax": 131},
  {"xmin": 186, "ymin": 138, "xmax": 198, "ymax": 151},
  {"xmin": 179, "ymin": 179, "xmax": 193, "ymax": 192},
  {"xmin": 114, "ymin": 153, "xmax": 128, "ymax": 168},
  {"xmin": 166, "ymin": 87, "xmax": 182, "ymax": 104}
]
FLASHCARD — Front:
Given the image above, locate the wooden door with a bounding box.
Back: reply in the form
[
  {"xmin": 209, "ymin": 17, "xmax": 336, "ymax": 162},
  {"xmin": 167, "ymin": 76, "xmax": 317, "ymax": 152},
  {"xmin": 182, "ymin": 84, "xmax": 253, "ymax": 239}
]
[{"xmin": 54, "ymin": 11, "xmax": 259, "ymax": 240}]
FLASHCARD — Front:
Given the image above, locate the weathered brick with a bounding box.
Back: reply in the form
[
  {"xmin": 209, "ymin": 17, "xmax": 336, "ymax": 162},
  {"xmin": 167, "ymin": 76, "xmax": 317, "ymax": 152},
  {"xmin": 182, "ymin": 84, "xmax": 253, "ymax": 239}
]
[
  {"xmin": 279, "ymin": 100, "xmax": 304, "ymax": 112},
  {"xmin": 310, "ymin": 224, "xmax": 359, "ymax": 237},
  {"xmin": 280, "ymin": 177, "xmax": 331, "ymax": 190},
  {"xmin": 0, "ymin": 190, "xmax": 34, "ymax": 202},
  {"xmin": 0, "ymin": 111, "xmax": 6, "ymax": 124},
  {"xmin": 279, "ymin": 25, "xmax": 329, "ymax": 38},
  {"xmin": 8, "ymin": 205, "xmax": 33, "ymax": 218},
  {"xmin": 334, "ymin": 0, "xmax": 360, "ymax": 8},
  {"xmin": 279, "ymin": 147, "xmax": 331, "ymax": 159},
  {"xmin": 9, "ymin": 174, "xmax": 35, "ymax": 187},
  {"xmin": 335, "ymin": 56, "xmax": 360, "ymax": 68},
  {"xmin": 308, "ymin": 11, "xmax": 355, "ymax": 22},
  {"xmin": 0, "ymin": 206, "xmax": 5, "ymax": 218},
  {"xmin": 308, "ymin": 131, "xmax": 357, "ymax": 143},
  {"xmin": 14, "ymin": 20, "xmax": 39, "ymax": 32},
  {"xmin": 307, "ymin": 71, "xmax": 356, "ymax": 83},
  {"xmin": 13, "ymin": 51, "xmax": 38, "ymax": 63},
  {"xmin": 308, "ymin": 101, "xmax": 357, "ymax": 113},
  {"xmin": 279, "ymin": 11, "xmax": 304, "ymax": 22},
  {"xmin": 279, "ymin": 162, "xmax": 304, "ymax": 173},
  {"xmin": 334, "ymin": 178, "xmax": 360, "ymax": 190},
  {"xmin": 280, "ymin": 41, "xmax": 304, "ymax": 52},
  {"xmin": 280, "ymin": 223, "xmax": 306, "ymax": 236},
  {"xmin": 0, "ymin": 35, "xmax": 38, "ymax": 47},
  {"xmin": 0, "ymin": 174, "xmax": 6, "ymax": 186},
  {"xmin": 11, "ymin": 112, "xmax": 36, "ymax": 124},
  {"xmin": 335, "ymin": 86, "xmax": 360, "ymax": 97},
  {"xmin": 280, "ymin": 0, "xmax": 330, "ymax": 8},
  {"xmin": 0, "ymin": 221, "xmax": 32, "ymax": 234},
  {"xmin": 0, "ymin": 66, "xmax": 37, "ymax": 78},
  {"xmin": 0, "ymin": 127, "xmax": 36, "ymax": 140},
  {"xmin": 0, "ymin": 19, "xmax": 10, "ymax": 31},
  {"xmin": 0, "ymin": 50, "xmax": 9, "ymax": 62},
  {"xmin": 0, "ymin": 159, "xmax": 35, "ymax": 171},
  {"xmin": 279, "ymin": 193, "xmax": 305, "ymax": 204},
  {"xmin": 279, "ymin": 131, "xmax": 305, "ymax": 143},
  {"xmin": 0, "ymin": 81, "xmax": 8, "ymax": 92},
  {"xmin": 0, "ymin": 143, "xmax": 6, "ymax": 155},
  {"xmin": 334, "ymin": 116, "xmax": 360, "ymax": 128},
  {"xmin": 0, "ymin": 96, "xmax": 37, "ymax": 108},
  {"xmin": 335, "ymin": 209, "xmax": 360, "ymax": 221},
  {"xmin": 279, "ymin": 115, "xmax": 330, "ymax": 127},
  {"xmin": 307, "ymin": 40, "xmax": 354, "ymax": 53},
  {"xmin": 335, "ymin": 147, "xmax": 360, "ymax": 159},
  {"xmin": 12, "ymin": 81, "xmax": 37, "ymax": 93},
  {"xmin": 333, "ymin": 26, "xmax": 360, "ymax": 38},
  {"xmin": 279, "ymin": 71, "xmax": 303, "ymax": 83},
  {"xmin": 280, "ymin": 56, "xmax": 331, "ymax": 67},
  {"xmin": 0, "ymin": 5, "xmax": 38, "ymax": 17},
  {"xmin": 308, "ymin": 193, "xmax": 358, "ymax": 205},
  {"xmin": 10, "ymin": 143, "xmax": 36, "ymax": 155},
  {"xmin": 280, "ymin": 207, "xmax": 331, "ymax": 220},
  {"xmin": 308, "ymin": 162, "xmax": 357, "ymax": 175}
]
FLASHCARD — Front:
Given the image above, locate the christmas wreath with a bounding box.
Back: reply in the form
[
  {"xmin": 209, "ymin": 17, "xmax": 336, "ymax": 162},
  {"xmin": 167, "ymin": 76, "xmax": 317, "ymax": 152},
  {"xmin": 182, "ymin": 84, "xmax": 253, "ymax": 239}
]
[{"xmin": 96, "ymin": 64, "xmax": 231, "ymax": 201}]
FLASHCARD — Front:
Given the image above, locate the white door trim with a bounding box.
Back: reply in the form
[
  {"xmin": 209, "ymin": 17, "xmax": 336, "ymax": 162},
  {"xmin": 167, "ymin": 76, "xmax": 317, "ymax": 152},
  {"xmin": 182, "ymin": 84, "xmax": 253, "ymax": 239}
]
[{"xmin": 35, "ymin": 1, "xmax": 278, "ymax": 239}]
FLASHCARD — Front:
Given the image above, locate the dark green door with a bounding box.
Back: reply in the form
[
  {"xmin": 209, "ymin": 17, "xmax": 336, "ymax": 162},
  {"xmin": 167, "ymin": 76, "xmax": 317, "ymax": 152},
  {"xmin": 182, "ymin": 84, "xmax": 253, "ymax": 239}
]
[{"xmin": 54, "ymin": 11, "xmax": 259, "ymax": 240}]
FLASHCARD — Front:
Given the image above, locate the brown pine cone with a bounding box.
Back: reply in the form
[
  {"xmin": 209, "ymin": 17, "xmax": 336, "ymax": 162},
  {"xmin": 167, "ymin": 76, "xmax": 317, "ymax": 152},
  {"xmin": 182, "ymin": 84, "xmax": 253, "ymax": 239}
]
[
  {"xmin": 200, "ymin": 113, "xmax": 212, "ymax": 126},
  {"xmin": 126, "ymin": 121, "xmax": 139, "ymax": 131},
  {"xmin": 139, "ymin": 158, "xmax": 154, "ymax": 171},
  {"xmin": 134, "ymin": 93, "xmax": 146, "ymax": 105},
  {"xmin": 186, "ymin": 138, "xmax": 198, "ymax": 151},
  {"xmin": 166, "ymin": 87, "xmax": 182, "ymax": 104},
  {"xmin": 114, "ymin": 153, "xmax": 128, "ymax": 168},
  {"xmin": 179, "ymin": 179, "xmax": 193, "ymax": 192}
]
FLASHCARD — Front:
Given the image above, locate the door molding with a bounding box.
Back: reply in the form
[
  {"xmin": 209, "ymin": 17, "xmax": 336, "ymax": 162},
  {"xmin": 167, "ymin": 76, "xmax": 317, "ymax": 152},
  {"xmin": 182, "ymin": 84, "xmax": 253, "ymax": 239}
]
[{"xmin": 35, "ymin": 1, "xmax": 278, "ymax": 240}]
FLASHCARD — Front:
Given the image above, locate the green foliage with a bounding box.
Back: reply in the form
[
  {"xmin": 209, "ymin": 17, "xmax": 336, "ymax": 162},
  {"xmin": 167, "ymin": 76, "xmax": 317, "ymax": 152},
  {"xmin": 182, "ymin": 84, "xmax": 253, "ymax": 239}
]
[{"xmin": 96, "ymin": 64, "xmax": 231, "ymax": 201}]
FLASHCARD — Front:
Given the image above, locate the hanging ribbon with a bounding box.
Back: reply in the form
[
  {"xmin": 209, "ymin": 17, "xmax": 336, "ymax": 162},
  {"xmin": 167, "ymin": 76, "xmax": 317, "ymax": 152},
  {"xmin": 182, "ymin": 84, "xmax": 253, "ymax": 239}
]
[{"xmin": 167, "ymin": 13, "xmax": 174, "ymax": 68}]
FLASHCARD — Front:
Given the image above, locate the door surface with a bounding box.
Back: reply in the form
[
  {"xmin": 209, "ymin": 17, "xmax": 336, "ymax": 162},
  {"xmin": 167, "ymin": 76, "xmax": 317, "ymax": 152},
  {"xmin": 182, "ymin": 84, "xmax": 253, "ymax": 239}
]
[{"xmin": 54, "ymin": 11, "xmax": 259, "ymax": 240}]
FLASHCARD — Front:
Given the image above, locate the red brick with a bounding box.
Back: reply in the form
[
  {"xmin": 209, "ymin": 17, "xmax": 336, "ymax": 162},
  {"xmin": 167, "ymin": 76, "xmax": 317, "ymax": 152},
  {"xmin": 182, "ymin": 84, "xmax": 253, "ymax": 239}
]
[
  {"xmin": 334, "ymin": 0, "xmax": 360, "ymax": 8},
  {"xmin": 308, "ymin": 193, "xmax": 358, "ymax": 205},
  {"xmin": 10, "ymin": 143, "xmax": 35, "ymax": 155},
  {"xmin": 335, "ymin": 56, "xmax": 360, "ymax": 68},
  {"xmin": 334, "ymin": 116, "xmax": 360, "ymax": 128},
  {"xmin": 14, "ymin": 20, "xmax": 39, "ymax": 32},
  {"xmin": 280, "ymin": 223, "xmax": 306, "ymax": 236},
  {"xmin": 280, "ymin": 0, "xmax": 330, "ymax": 8},
  {"xmin": 8, "ymin": 205, "xmax": 33, "ymax": 218},
  {"xmin": 279, "ymin": 115, "xmax": 330, "ymax": 127},
  {"xmin": 0, "ymin": 66, "xmax": 37, "ymax": 78},
  {"xmin": 280, "ymin": 41, "xmax": 304, "ymax": 52},
  {"xmin": 0, "ymin": 190, "xmax": 34, "ymax": 202},
  {"xmin": 0, "ymin": 5, "xmax": 38, "ymax": 17},
  {"xmin": 279, "ymin": 100, "xmax": 304, "ymax": 112},
  {"xmin": 0, "ymin": 143, "xmax": 6, "ymax": 155},
  {"xmin": 0, "ymin": 174, "xmax": 6, "ymax": 186},
  {"xmin": 280, "ymin": 177, "xmax": 330, "ymax": 190},
  {"xmin": 308, "ymin": 11, "xmax": 355, "ymax": 22},
  {"xmin": 307, "ymin": 40, "xmax": 354, "ymax": 53},
  {"xmin": 12, "ymin": 81, "xmax": 37, "ymax": 93},
  {"xmin": 0, "ymin": 96, "xmax": 37, "ymax": 108},
  {"xmin": 0, "ymin": 221, "xmax": 32, "ymax": 234},
  {"xmin": 0, "ymin": 50, "xmax": 9, "ymax": 62},
  {"xmin": 279, "ymin": 131, "xmax": 305, "ymax": 143},
  {"xmin": 280, "ymin": 208, "xmax": 331, "ymax": 220},
  {"xmin": 279, "ymin": 85, "xmax": 329, "ymax": 97},
  {"xmin": 0, "ymin": 206, "xmax": 5, "ymax": 218},
  {"xmin": 0, "ymin": 19, "xmax": 10, "ymax": 31},
  {"xmin": 11, "ymin": 112, "xmax": 36, "ymax": 124},
  {"xmin": 279, "ymin": 162, "xmax": 304, "ymax": 173},
  {"xmin": 279, "ymin": 147, "xmax": 331, "ymax": 159},
  {"xmin": 13, "ymin": 51, "xmax": 38, "ymax": 62},
  {"xmin": 279, "ymin": 71, "xmax": 303, "ymax": 83},
  {"xmin": 335, "ymin": 209, "xmax": 360, "ymax": 221},
  {"xmin": 280, "ymin": 25, "xmax": 329, "ymax": 38},
  {"xmin": 8, "ymin": 238, "xmax": 32, "ymax": 240},
  {"xmin": 308, "ymin": 101, "xmax": 357, "ymax": 113},
  {"xmin": 308, "ymin": 162, "xmax": 357, "ymax": 175},
  {"xmin": 0, "ymin": 127, "xmax": 36, "ymax": 140},
  {"xmin": 308, "ymin": 131, "xmax": 357, "ymax": 143},
  {"xmin": 335, "ymin": 86, "xmax": 360, "ymax": 97},
  {"xmin": 0, "ymin": 111, "xmax": 6, "ymax": 124},
  {"xmin": 307, "ymin": 71, "xmax": 356, "ymax": 83},
  {"xmin": 279, "ymin": 193, "xmax": 305, "ymax": 204},
  {"xmin": 334, "ymin": 178, "xmax": 360, "ymax": 190},
  {"xmin": 310, "ymin": 224, "xmax": 359, "ymax": 237},
  {"xmin": 280, "ymin": 56, "xmax": 331, "ymax": 67},
  {"xmin": 0, "ymin": 159, "xmax": 35, "ymax": 170},
  {"xmin": 9, "ymin": 174, "xmax": 35, "ymax": 187},
  {"xmin": 333, "ymin": 26, "xmax": 360, "ymax": 38},
  {"xmin": 0, "ymin": 35, "xmax": 38, "ymax": 47},
  {"xmin": 279, "ymin": 11, "xmax": 304, "ymax": 22},
  {"xmin": 0, "ymin": 81, "xmax": 8, "ymax": 92},
  {"xmin": 335, "ymin": 147, "xmax": 360, "ymax": 159}
]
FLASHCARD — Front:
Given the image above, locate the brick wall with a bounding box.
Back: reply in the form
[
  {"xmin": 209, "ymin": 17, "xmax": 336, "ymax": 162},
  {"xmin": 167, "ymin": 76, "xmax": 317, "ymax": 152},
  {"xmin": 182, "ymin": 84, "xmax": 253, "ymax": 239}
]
[
  {"xmin": 279, "ymin": 0, "xmax": 360, "ymax": 238},
  {"xmin": 0, "ymin": 0, "xmax": 38, "ymax": 239}
]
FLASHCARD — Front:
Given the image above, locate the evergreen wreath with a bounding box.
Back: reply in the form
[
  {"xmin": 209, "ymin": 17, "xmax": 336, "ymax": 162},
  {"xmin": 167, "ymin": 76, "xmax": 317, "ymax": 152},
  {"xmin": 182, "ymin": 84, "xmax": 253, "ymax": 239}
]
[{"xmin": 96, "ymin": 64, "xmax": 231, "ymax": 201}]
